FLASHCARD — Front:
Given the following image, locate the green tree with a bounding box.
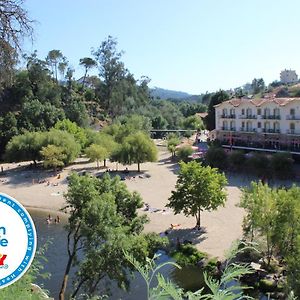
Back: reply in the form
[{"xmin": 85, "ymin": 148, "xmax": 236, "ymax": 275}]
[
  {"xmin": 0, "ymin": 112, "xmax": 18, "ymax": 157},
  {"xmin": 0, "ymin": 0, "xmax": 34, "ymax": 88},
  {"xmin": 240, "ymin": 181, "xmax": 277, "ymax": 265},
  {"xmin": 112, "ymin": 131, "xmax": 158, "ymax": 172},
  {"xmin": 167, "ymin": 137, "xmax": 180, "ymax": 158},
  {"xmin": 59, "ymin": 173, "xmax": 164, "ymax": 299},
  {"xmin": 86, "ymin": 131, "xmax": 118, "ymax": 167},
  {"xmin": 40, "ymin": 144, "xmax": 66, "ymax": 173},
  {"xmin": 85, "ymin": 143, "xmax": 108, "ymax": 169},
  {"xmin": 19, "ymin": 99, "xmax": 65, "ymax": 132},
  {"xmin": 45, "ymin": 129, "xmax": 81, "ymax": 165},
  {"xmin": 93, "ymin": 36, "xmax": 125, "ymax": 112},
  {"xmin": 64, "ymin": 98, "xmax": 89, "ymax": 128},
  {"xmin": 5, "ymin": 131, "xmax": 46, "ymax": 165},
  {"xmin": 273, "ymin": 186, "xmax": 300, "ymax": 255},
  {"xmin": 251, "ymin": 78, "xmax": 265, "ymax": 94},
  {"xmin": 46, "ymin": 49, "xmax": 65, "ymax": 82},
  {"xmin": 167, "ymin": 161, "xmax": 227, "ymax": 229},
  {"xmin": 182, "ymin": 115, "xmax": 204, "ymax": 130},
  {"xmin": 79, "ymin": 57, "xmax": 97, "ymax": 88},
  {"xmin": 54, "ymin": 119, "xmax": 87, "ymax": 148},
  {"xmin": 205, "ymin": 90, "xmax": 229, "ymax": 130}
]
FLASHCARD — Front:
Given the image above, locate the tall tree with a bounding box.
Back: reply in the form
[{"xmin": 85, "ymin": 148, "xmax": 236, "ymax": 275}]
[
  {"xmin": 167, "ymin": 161, "xmax": 227, "ymax": 228},
  {"xmin": 79, "ymin": 57, "xmax": 97, "ymax": 88},
  {"xmin": 46, "ymin": 50, "xmax": 65, "ymax": 82},
  {"xmin": 251, "ymin": 78, "xmax": 265, "ymax": 94},
  {"xmin": 205, "ymin": 90, "xmax": 229, "ymax": 131},
  {"xmin": 93, "ymin": 36, "xmax": 125, "ymax": 112},
  {"xmin": 0, "ymin": 0, "xmax": 34, "ymax": 88},
  {"xmin": 240, "ymin": 181, "xmax": 277, "ymax": 264},
  {"xmin": 58, "ymin": 173, "xmax": 161, "ymax": 299}
]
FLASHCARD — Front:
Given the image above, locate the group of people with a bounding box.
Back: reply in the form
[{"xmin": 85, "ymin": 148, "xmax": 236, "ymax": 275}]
[{"xmin": 46, "ymin": 214, "xmax": 60, "ymax": 225}]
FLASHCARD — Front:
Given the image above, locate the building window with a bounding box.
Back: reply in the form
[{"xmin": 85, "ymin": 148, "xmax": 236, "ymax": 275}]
[
  {"xmin": 290, "ymin": 123, "xmax": 295, "ymax": 130},
  {"xmin": 241, "ymin": 109, "xmax": 245, "ymax": 115},
  {"xmin": 258, "ymin": 122, "xmax": 261, "ymax": 128},
  {"xmin": 230, "ymin": 121, "xmax": 235, "ymax": 130},
  {"xmin": 264, "ymin": 108, "xmax": 270, "ymax": 117},
  {"xmin": 257, "ymin": 108, "xmax": 261, "ymax": 115},
  {"xmin": 290, "ymin": 109, "xmax": 295, "ymax": 116},
  {"xmin": 274, "ymin": 108, "xmax": 280, "ymax": 117}
]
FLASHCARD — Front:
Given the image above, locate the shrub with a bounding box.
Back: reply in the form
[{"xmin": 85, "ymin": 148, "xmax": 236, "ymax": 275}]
[
  {"xmin": 204, "ymin": 146, "xmax": 227, "ymax": 169},
  {"xmin": 204, "ymin": 257, "xmax": 218, "ymax": 274},
  {"xmin": 246, "ymin": 153, "xmax": 270, "ymax": 177},
  {"xmin": 171, "ymin": 244, "xmax": 207, "ymax": 266},
  {"xmin": 228, "ymin": 150, "xmax": 245, "ymax": 170},
  {"xmin": 270, "ymin": 152, "xmax": 294, "ymax": 179},
  {"xmin": 176, "ymin": 145, "xmax": 193, "ymax": 162}
]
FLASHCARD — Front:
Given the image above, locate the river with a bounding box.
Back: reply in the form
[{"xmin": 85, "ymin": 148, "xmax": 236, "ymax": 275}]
[{"xmin": 30, "ymin": 210, "xmax": 205, "ymax": 299}]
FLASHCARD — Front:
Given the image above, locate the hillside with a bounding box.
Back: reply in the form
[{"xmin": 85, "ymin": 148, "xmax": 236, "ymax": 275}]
[{"xmin": 150, "ymin": 87, "xmax": 191, "ymax": 99}]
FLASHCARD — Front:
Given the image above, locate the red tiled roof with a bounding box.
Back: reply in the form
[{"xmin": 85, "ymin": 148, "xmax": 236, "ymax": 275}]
[{"xmin": 214, "ymin": 97, "xmax": 299, "ymax": 108}]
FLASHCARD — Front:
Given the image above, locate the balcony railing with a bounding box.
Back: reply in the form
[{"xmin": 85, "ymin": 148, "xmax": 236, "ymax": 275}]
[
  {"xmin": 240, "ymin": 127, "xmax": 256, "ymax": 133},
  {"xmin": 221, "ymin": 114, "xmax": 236, "ymax": 119},
  {"xmin": 286, "ymin": 115, "xmax": 300, "ymax": 120},
  {"xmin": 239, "ymin": 115, "xmax": 257, "ymax": 119},
  {"xmin": 262, "ymin": 128, "xmax": 281, "ymax": 133},
  {"xmin": 221, "ymin": 127, "xmax": 236, "ymax": 131},
  {"xmin": 287, "ymin": 129, "xmax": 300, "ymax": 135},
  {"xmin": 261, "ymin": 115, "xmax": 281, "ymax": 120}
]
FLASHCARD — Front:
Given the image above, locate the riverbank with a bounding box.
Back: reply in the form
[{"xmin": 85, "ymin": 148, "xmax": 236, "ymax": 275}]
[{"xmin": 0, "ymin": 146, "xmax": 245, "ymax": 259}]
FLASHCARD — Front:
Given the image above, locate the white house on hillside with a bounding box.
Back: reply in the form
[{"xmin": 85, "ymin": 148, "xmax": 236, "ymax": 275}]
[{"xmin": 210, "ymin": 97, "xmax": 300, "ymax": 153}]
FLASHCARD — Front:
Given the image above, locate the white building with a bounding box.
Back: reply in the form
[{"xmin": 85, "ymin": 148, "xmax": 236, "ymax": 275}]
[
  {"xmin": 280, "ymin": 69, "xmax": 298, "ymax": 84},
  {"xmin": 211, "ymin": 97, "xmax": 300, "ymax": 153}
]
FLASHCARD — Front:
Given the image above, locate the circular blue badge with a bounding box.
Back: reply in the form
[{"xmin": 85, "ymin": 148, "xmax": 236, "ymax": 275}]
[{"xmin": 0, "ymin": 193, "xmax": 37, "ymax": 288}]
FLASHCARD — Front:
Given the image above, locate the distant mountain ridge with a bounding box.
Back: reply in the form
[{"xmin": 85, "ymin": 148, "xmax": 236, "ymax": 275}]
[{"xmin": 150, "ymin": 87, "xmax": 191, "ymax": 100}]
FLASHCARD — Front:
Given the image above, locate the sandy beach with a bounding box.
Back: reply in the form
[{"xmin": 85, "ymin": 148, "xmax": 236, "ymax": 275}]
[{"xmin": 0, "ymin": 145, "xmax": 246, "ymax": 259}]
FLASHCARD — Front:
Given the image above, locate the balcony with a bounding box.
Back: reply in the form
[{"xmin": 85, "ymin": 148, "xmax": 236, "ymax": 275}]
[
  {"xmin": 261, "ymin": 115, "xmax": 281, "ymax": 120},
  {"xmin": 221, "ymin": 127, "xmax": 236, "ymax": 131},
  {"xmin": 221, "ymin": 114, "xmax": 236, "ymax": 119},
  {"xmin": 239, "ymin": 115, "xmax": 257, "ymax": 119},
  {"xmin": 287, "ymin": 129, "xmax": 300, "ymax": 135},
  {"xmin": 286, "ymin": 115, "xmax": 300, "ymax": 120},
  {"xmin": 240, "ymin": 127, "xmax": 256, "ymax": 133},
  {"xmin": 262, "ymin": 128, "xmax": 281, "ymax": 134}
]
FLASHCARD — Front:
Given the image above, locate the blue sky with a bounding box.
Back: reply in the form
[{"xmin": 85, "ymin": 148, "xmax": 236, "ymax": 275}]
[{"xmin": 24, "ymin": 0, "xmax": 300, "ymax": 94}]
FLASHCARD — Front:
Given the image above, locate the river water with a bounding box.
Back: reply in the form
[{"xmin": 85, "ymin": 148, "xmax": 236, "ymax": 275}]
[{"xmin": 30, "ymin": 210, "xmax": 205, "ymax": 299}]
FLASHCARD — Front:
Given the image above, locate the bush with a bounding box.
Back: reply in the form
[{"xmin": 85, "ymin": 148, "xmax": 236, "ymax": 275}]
[
  {"xmin": 270, "ymin": 152, "xmax": 294, "ymax": 179},
  {"xmin": 204, "ymin": 257, "xmax": 218, "ymax": 274},
  {"xmin": 259, "ymin": 279, "xmax": 277, "ymax": 293},
  {"xmin": 228, "ymin": 150, "xmax": 245, "ymax": 170},
  {"xmin": 176, "ymin": 145, "xmax": 193, "ymax": 162},
  {"xmin": 246, "ymin": 153, "xmax": 270, "ymax": 177},
  {"xmin": 171, "ymin": 244, "xmax": 207, "ymax": 266},
  {"xmin": 204, "ymin": 146, "xmax": 227, "ymax": 169}
]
